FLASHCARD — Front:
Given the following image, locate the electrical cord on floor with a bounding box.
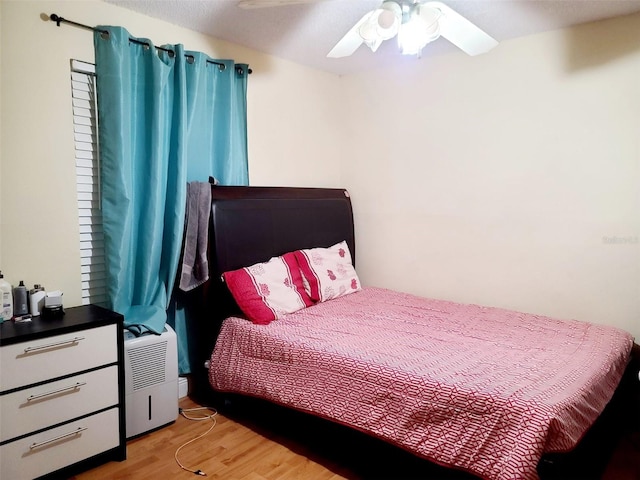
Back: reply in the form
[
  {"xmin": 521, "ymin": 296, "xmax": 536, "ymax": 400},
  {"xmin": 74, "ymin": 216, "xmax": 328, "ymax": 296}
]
[{"xmin": 175, "ymin": 406, "xmax": 218, "ymax": 476}]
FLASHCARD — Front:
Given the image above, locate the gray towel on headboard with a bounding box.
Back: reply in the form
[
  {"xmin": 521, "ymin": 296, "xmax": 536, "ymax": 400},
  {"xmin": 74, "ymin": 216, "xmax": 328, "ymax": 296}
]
[{"xmin": 179, "ymin": 181, "xmax": 211, "ymax": 291}]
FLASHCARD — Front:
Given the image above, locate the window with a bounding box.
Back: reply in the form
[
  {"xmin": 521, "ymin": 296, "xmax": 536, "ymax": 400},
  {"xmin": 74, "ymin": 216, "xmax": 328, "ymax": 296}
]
[{"xmin": 71, "ymin": 60, "xmax": 107, "ymax": 306}]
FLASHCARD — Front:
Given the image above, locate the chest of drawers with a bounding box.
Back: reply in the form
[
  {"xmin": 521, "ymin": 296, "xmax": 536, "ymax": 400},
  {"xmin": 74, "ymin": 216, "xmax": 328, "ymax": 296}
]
[{"xmin": 0, "ymin": 305, "xmax": 126, "ymax": 479}]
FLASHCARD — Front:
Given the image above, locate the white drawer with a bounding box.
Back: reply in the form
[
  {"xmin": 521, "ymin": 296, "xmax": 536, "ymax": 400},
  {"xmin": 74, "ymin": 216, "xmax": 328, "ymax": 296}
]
[
  {"xmin": 0, "ymin": 365, "xmax": 119, "ymax": 442},
  {"xmin": 0, "ymin": 407, "xmax": 120, "ymax": 480},
  {"xmin": 0, "ymin": 324, "xmax": 117, "ymax": 392}
]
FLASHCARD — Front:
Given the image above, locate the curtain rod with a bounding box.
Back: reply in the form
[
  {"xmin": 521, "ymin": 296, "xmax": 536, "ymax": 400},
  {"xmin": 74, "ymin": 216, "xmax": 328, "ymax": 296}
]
[{"xmin": 49, "ymin": 13, "xmax": 252, "ymax": 75}]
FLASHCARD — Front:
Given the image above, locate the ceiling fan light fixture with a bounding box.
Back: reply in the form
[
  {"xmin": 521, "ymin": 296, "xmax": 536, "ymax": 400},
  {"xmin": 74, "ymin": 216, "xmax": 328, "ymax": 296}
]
[
  {"xmin": 398, "ymin": 6, "xmax": 440, "ymax": 56},
  {"xmin": 358, "ymin": 11, "xmax": 383, "ymax": 52},
  {"xmin": 378, "ymin": 9, "xmax": 398, "ymax": 33},
  {"xmin": 416, "ymin": 5, "xmax": 442, "ymax": 30},
  {"xmin": 327, "ymin": 0, "xmax": 497, "ymax": 60},
  {"xmin": 379, "ymin": 0, "xmax": 402, "ymax": 28},
  {"xmin": 358, "ymin": 11, "xmax": 380, "ymax": 40},
  {"xmin": 357, "ymin": 1, "xmax": 401, "ymax": 52}
]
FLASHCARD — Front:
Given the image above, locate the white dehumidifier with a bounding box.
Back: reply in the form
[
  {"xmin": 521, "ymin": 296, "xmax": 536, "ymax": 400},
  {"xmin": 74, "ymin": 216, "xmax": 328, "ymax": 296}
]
[{"xmin": 124, "ymin": 324, "xmax": 179, "ymax": 438}]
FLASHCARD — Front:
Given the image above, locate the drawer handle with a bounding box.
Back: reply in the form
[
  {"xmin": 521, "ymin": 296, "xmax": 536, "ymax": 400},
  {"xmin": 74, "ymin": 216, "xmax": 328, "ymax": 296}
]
[
  {"xmin": 27, "ymin": 382, "xmax": 87, "ymax": 402},
  {"xmin": 23, "ymin": 336, "xmax": 85, "ymax": 353},
  {"xmin": 29, "ymin": 426, "xmax": 87, "ymax": 450}
]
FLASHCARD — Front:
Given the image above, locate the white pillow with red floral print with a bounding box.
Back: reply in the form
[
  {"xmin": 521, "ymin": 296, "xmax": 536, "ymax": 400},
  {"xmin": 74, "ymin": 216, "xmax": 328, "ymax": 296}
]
[
  {"xmin": 223, "ymin": 252, "xmax": 314, "ymax": 325},
  {"xmin": 294, "ymin": 241, "xmax": 361, "ymax": 303}
]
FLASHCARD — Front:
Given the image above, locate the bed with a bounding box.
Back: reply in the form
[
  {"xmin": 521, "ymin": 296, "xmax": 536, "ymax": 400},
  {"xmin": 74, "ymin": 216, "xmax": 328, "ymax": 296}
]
[{"xmin": 190, "ymin": 186, "xmax": 634, "ymax": 480}]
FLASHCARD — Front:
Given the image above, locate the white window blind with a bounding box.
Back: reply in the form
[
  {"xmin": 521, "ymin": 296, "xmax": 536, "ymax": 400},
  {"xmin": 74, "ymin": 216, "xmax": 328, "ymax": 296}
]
[{"xmin": 71, "ymin": 59, "xmax": 107, "ymax": 306}]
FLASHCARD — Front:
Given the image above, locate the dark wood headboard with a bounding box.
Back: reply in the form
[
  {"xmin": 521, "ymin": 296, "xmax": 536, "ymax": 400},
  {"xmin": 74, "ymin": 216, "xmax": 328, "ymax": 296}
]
[{"xmin": 190, "ymin": 186, "xmax": 355, "ymax": 399}]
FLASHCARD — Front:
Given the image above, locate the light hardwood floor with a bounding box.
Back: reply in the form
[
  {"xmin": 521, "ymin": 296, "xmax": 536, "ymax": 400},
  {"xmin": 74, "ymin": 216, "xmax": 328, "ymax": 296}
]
[
  {"xmin": 73, "ymin": 397, "xmax": 349, "ymax": 480},
  {"xmin": 73, "ymin": 396, "xmax": 639, "ymax": 480}
]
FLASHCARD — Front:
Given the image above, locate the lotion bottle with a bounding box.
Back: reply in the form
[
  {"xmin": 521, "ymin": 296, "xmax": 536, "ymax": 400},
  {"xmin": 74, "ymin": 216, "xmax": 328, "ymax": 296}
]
[{"xmin": 0, "ymin": 272, "xmax": 12, "ymax": 321}]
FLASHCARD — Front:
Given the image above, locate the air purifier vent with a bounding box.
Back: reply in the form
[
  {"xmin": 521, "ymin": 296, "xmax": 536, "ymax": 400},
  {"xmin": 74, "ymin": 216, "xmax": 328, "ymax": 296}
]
[
  {"xmin": 127, "ymin": 340, "xmax": 167, "ymax": 391},
  {"xmin": 124, "ymin": 325, "xmax": 178, "ymax": 438}
]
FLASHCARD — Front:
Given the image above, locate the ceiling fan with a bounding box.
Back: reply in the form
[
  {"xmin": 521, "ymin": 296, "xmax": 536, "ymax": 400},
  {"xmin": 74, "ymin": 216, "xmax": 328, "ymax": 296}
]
[
  {"xmin": 238, "ymin": 0, "xmax": 497, "ymax": 59},
  {"xmin": 328, "ymin": 1, "xmax": 498, "ymax": 58}
]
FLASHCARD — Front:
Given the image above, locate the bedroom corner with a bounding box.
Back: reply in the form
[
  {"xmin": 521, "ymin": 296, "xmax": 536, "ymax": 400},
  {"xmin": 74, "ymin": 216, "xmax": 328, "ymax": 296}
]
[{"xmin": 340, "ymin": 12, "xmax": 640, "ymax": 343}]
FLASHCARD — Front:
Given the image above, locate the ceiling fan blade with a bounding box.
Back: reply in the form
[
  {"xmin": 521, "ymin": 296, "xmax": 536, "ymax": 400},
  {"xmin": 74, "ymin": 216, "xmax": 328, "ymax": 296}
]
[
  {"xmin": 327, "ymin": 11, "xmax": 373, "ymax": 58},
  {"xmin": 424, "ymin": 1, "xmax": 497, "ymax": 56},
  {"xmin": 238, "ymin": 0, "xmax": 325, "ymax": 9}
]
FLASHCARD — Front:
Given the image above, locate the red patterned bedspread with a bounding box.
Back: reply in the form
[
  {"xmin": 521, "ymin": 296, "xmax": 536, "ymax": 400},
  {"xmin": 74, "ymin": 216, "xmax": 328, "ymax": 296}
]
[{"xmin": 209, "ymin": 287, "xmax": 633, "ymax": 480}]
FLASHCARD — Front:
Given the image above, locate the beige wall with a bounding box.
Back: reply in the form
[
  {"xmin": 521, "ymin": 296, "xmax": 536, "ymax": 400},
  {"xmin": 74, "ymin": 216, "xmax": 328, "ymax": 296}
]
[
  {"xmin": 341, "ymin": 13, "xmax": 640, "ymax": 340},
  {"xmin": 0, "ymin": 0, "xmax": 342, "ymax": 306}
]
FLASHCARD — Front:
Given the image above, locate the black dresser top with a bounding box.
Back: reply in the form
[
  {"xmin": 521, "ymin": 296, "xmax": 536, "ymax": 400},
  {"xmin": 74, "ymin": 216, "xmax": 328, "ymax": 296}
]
[{"xmin": 0, "ymin": 304, "xmax": 123, "ymax": 346}]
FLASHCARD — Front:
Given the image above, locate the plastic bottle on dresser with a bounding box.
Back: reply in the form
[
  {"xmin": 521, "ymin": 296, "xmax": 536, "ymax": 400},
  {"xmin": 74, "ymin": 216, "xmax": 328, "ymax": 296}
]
[
  {"xmin": 0, "ymin": 272, "xmax": 12, "ymax": 321},
  {"xmin": 13, "ymin": 281, "xmax": 29, "ymax": 317},
  {"xmin": 30, "ymin": 284, "xmax": 46, "ymax": 316}
]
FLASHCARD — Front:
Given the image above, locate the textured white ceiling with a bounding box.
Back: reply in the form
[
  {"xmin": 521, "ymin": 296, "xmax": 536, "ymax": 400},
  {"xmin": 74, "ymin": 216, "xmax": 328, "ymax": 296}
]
[{"xmin": 103, "ymin": 0, "xmax": 640, "ymax": 75}]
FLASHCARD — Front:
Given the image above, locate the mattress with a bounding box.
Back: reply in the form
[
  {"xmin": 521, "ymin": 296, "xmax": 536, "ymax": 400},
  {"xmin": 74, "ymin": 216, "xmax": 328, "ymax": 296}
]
[{"xmin": 209, "ymin": 287, "xmax": 633, "ymax": 480}]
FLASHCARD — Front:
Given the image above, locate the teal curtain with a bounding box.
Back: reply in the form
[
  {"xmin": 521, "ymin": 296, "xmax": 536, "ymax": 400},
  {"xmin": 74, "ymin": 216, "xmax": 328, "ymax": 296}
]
[{"xmin": 94, "ymin": 27, "xmax": 249, "ymax": 371}]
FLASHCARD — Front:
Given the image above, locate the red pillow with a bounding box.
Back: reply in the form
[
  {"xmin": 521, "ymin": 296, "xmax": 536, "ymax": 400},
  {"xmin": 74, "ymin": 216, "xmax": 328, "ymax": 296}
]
[
  {"xmin": 223, "ymin": 252, "xmax": 314, "ymax": 325},
  {"xmin": 294, "ymin": 241, "xmax": 361, "ymax": 303}
]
